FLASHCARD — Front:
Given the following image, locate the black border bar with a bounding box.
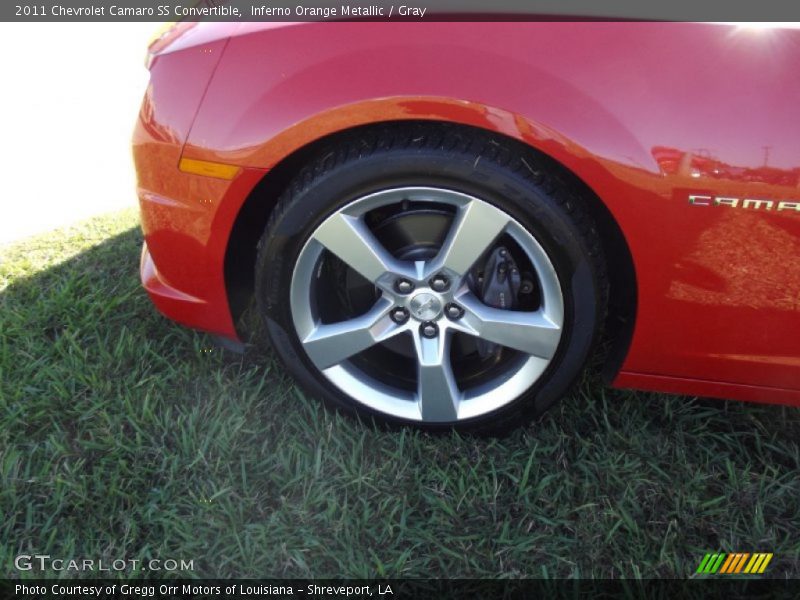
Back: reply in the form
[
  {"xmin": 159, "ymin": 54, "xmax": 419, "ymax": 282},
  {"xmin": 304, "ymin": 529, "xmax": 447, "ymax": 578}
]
[
  {"xmin": 3, "ymin": 0, "xmax": 800, "ymax": 22},
  {"xmin": 3, "ymin": 578, "xmax": 800, "ymax": 600}
]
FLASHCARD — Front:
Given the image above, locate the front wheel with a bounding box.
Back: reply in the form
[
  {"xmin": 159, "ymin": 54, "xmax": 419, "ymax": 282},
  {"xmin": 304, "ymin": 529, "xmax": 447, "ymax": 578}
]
[{"xmin": 256, "ymin": 125, "xmax": 607, "ymax": 434}]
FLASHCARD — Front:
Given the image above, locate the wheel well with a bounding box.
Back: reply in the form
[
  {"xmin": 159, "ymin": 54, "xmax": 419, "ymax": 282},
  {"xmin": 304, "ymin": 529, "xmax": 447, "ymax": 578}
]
[{"xmin": 223, "ymin": 120, "xmax": 636, "ymax": 379}]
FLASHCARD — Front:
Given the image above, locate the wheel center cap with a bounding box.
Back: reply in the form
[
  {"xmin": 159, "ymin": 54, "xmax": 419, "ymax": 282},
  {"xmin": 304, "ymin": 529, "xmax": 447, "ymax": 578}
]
[{"xmin": 409, "ymin": 292, "xmax": 442, "ymax": 321}]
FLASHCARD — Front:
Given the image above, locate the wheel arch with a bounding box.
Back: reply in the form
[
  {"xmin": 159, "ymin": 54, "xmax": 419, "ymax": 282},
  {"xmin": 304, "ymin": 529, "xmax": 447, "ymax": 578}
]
[{"xmin": 223, "ymin": 118, "xmax": 637, "ymax": 381}]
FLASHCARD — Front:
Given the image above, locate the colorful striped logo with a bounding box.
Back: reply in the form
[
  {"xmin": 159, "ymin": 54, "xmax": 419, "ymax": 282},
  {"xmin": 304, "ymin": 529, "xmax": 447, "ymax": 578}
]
[{"xmin": 696, "ymin": 552, "xmax": 773, "ymax": 575}]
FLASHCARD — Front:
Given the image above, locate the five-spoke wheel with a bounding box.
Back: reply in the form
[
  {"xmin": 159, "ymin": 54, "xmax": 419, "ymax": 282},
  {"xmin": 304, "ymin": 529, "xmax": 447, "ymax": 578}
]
[{"xmin": 290, "ymin": 187, "xmax": 563, "ymax": 423}]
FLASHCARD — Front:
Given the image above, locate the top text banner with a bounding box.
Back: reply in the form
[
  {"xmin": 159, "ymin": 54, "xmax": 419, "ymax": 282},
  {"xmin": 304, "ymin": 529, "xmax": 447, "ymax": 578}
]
[{"xmin": 4, "ymin": 0, "xmax": 800, "ymax": 22}]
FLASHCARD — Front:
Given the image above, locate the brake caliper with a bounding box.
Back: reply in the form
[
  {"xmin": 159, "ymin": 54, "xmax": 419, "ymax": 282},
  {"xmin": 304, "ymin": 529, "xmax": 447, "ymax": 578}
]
[{"xmin": 475, "ymin": 246, "xmax": 521, "ymax": 358}]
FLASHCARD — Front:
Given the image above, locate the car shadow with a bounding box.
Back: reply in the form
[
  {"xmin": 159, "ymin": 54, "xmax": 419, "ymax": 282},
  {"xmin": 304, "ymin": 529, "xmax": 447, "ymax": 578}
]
[{"xmin": 2, "ymin": 223, "xmax": 797, "ymax": 442}]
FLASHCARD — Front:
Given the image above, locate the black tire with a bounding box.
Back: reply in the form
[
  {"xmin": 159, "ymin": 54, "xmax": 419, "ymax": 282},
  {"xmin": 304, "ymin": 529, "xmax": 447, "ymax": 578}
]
[{"xmin": 255, "ymin": 123, "xmax": 607, "ymax": 435}]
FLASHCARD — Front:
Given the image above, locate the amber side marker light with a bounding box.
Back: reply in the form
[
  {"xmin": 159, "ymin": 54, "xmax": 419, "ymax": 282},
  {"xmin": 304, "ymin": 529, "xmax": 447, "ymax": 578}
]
[{"xmin": 178, "ymin": 157, "xmax": 241, "ymax": 180}]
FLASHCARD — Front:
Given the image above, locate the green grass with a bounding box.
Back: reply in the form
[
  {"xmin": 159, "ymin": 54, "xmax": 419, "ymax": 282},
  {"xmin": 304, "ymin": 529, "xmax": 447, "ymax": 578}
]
[{"xmin": 1, "ymin": 209, "xmax": 799, "ymax": 579}]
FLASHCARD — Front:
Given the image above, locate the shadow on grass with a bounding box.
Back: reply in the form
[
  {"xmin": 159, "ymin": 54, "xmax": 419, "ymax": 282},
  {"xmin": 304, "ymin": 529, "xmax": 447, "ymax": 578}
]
[{"xmin": 1, "ymin": 217, "xmax": 800, "ymax": 579}]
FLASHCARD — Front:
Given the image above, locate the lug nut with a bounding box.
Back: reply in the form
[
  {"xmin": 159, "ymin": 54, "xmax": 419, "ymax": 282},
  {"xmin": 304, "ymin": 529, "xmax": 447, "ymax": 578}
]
[
  {"xmin": 445, "ymin": 303, "xmax": 464, "ymax": 320},
  {"xmin": 395, "ymin": 278, "xmax": 414, "ymax": 294},
  {"xmin": 429, "ymin": 274, "xmax": 449, "ymax": 292},
  {"xmin": 420, "ymin": 322, "xmax": 439, "ymax": 339},
  {"xmin": 390, "ymin": 307, "xmax": 410, "ymax": 324}
]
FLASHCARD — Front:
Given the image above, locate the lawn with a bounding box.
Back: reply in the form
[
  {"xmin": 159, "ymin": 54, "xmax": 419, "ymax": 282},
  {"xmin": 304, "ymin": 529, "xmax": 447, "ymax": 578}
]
[{"xmin": 1, "ymin": 209, "xmax": 799, "ymax": 579}]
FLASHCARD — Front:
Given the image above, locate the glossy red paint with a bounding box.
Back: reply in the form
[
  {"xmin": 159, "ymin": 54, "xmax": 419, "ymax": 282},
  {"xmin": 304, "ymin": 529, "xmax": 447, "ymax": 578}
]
[{"xmin": 133, "ymin": 22, "xmax": 800, "ymax": 406}]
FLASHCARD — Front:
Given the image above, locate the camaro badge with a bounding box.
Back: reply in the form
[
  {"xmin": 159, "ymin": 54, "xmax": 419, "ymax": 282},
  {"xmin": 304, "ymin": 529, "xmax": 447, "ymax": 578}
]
[{"xmin": 688, "ymin": 194, "xmax": 800, "ymax": 212}]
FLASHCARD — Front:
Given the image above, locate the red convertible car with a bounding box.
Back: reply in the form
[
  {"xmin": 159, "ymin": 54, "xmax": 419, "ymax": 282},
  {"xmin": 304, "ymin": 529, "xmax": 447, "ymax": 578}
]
[{"xmin": 133, "ymin": 22, "xmax": 800, "ymax": 433}]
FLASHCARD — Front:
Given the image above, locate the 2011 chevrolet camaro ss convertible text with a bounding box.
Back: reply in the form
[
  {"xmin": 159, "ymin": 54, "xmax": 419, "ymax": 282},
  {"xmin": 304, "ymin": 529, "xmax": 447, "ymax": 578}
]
[{"xmin": 133, "ymin": 21, "xmax": 800, "ymax": 434}]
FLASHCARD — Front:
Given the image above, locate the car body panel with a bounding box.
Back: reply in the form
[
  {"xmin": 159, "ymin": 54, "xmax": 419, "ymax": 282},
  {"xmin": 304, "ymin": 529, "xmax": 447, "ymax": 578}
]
[
  {"xmin": 133, "ymin": 33, "xmax": 268, "ymax": 335},
  {"xmin": 134, "ymin": 21, "xmax": 800, "ymax": 405}
]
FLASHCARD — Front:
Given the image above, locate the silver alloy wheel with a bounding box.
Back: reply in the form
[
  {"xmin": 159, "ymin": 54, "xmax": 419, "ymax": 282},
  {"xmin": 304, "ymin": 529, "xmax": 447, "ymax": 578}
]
[{"xmin": 290, "ymin": 187, "xmax": 564, "ymax": 422}]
